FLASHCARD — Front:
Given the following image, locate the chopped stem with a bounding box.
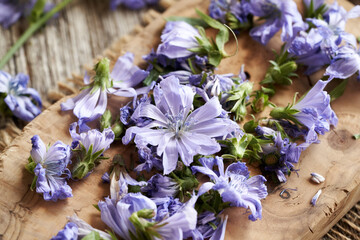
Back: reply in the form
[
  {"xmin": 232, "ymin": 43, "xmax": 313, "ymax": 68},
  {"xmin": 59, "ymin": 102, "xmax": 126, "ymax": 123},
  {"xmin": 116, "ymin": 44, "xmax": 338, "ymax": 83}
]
[{"xmin": 0, "ymin": 0, "xmax": 73, "ymax": 69}]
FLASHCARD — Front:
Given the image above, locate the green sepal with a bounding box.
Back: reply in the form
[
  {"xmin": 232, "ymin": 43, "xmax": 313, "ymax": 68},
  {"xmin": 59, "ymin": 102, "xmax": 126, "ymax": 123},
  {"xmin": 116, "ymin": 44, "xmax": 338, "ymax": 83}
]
[
  {"xmin": 93, "ymin": 58, "xmax": 112, "ymax": 91},
  {"xmin": 100, "ymin": 109, "xmax": 112, "ymax": 131},
  {"xmin": 329, "ymin": 79, "xmax": 348, "ymax": 101},
  {"xmin": 243, "ymin": 118, "xmax": 258, "ymax": 133},
  {"xmin": 105, "ymin": 230, "xmax": 119, "ymax": 240},
  {"xmin": 353, "ymin": 134, "xmax": 360, "ymax": 140},
  {"xmin": 165, "ymin": 16, "xmax": 208, "ymax": 28},
  {"xmin": 270, "ymin": 105, "xmax": 301, "ymax": 125},
  {"xmin": 25, "ymin": 156, "xmax": 37, "ymax": 174},
  {"xmin": 82, "ymin": 231, "xmax": 101, "ymax": 240},
  {"xmin": 29, "ymin": 0, "xmax": 47, "ymax": 24},
  {"xmin": 225, "ymin": 81, "xmax": 253, "ymax": 121},
  {"xmin": 143, "ymin": 68, "xmax": 160, "ymax": 86}
]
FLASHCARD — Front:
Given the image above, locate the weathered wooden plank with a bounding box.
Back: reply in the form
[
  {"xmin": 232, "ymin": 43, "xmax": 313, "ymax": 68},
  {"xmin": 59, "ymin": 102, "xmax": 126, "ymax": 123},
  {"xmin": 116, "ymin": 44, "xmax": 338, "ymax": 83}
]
[{"xmin": 0, "ymin": 0, "xmax": 360, "ymax": 239}]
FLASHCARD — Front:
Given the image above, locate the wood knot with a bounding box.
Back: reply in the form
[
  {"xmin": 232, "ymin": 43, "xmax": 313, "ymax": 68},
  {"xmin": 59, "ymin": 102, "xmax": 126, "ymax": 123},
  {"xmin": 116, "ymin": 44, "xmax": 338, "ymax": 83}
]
[{"xmin": 327, "ymin": 129, "xmax": 355, "ymax": 151}]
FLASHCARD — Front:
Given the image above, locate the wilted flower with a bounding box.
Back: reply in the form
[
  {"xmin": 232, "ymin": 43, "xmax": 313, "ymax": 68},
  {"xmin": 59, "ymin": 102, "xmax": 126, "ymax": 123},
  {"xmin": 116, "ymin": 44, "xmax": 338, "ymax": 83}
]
[
  {"xmin": 123, "ymin": 76, "xmax": 239, "ymax": 174},
  {"xmin": 248, "ymin": 0, "xmax": 306, "ymax": 45},
  {"xmin": 0, "ymin": 71, "xmax": 42, "ymax": 121},
  {"xmin": 0, "ymin": 0, "xmax": 36, "ymax": 28},
  {"xmin": 156, "ymin": 21, "xmax": 201, "ymax": 59},
  {"xmin": 69, "ymin": 122, "xmax": 115, "ymax": 179},
  {"xmin": 51, "ymin": 214, "xmax": 112, "ymax": 240},
  {"xmin": 192, "ymin": 157, "xmax": 268, "ymax": 221},
  {"xmin": 134, "ymin": 145, "xmax": 163, "ymax": 173},
  {"xmin": 141, "ymin": 173, "xmax": 179, "ymax": 198},
  {"xmin": 61, "ymin": 54, "xmax": 148, "ymax": 132},
  {"xmin": 110, "ymin": 0, "xmax": 158, "ymax": 10},
  {"xmin": 26, "ymin": 135, "xmax": 72, "ymax": 201},
  {"xmin": 271, "ymin": 80, "xmax": 337, "ymax": 144},
  {"xmin": 99, "ymin": 172, "xmax": 197, "ymax": 240}
]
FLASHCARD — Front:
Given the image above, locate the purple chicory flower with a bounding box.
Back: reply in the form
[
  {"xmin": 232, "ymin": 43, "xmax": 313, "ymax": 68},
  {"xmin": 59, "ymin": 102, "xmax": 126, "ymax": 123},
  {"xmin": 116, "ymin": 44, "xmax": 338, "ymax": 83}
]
[
  {"xmin": 51, "ymin": 214, "xmax": 112, "ymax": 240},
  {"xmin": 29, "ymin": 135, "xmax": 72, "ymax": 201},
  {"xmin": 51, "ymin": 222, "xmax": 78, "ymax": 240},
  {"xmin": 70, "ymin": 122, "xmax": 115, "ymax": 155},
  {"xmin": 193, "ymin": 157, "xmax": 268, "ymax": 221},
  {"xmin": 209, "ymin": 0, "xmax": 251, "ymax": 26},
  {"xmin": 293, "ymin": 80, "xmax": 338, "ymax": 142},
  {"xmin": 153, "ymin": 197, "xmax": 183, "ymax": 222},
  {"xmin": 0, "ymin": 71, "xmax": 42, "ymax": 121},
  {"xmin": 61, "ymin": 55, "xmax": 148, "ymax": 132},
  {"xmin": 257, "ymin": 127, "xmax": 304, "ymax": 182},
  {"xmin": 123, "ymin": 75, "xmax": 239, "ymax": 174},
  {"xmin": 325, "ymin": 44, "xmax": 360, "ymax": 80},
  {"xmin": 110, "ymin": 0, "xmax": 158, "ymax": 10},
  {"xmin": 156, "ymin": 21, "xmax": 201, "ymax": 59},
  {"xmin": 134, "ymin": 145, "xmax": 163, "ymax": 173},
  {"xmin": 248, "ymin": 0, "xmax": 306, "ymax": 45},
  {"xmin": 0, "ymin": 0, "xmax": 36, "ymax": 28},
  {"xmin": 141, "ymin": 173, "xmax": 179, "ymax": 198},
  {"xmin": 186, "ymin": 211, "xmax": 228, "ymax": 240}
]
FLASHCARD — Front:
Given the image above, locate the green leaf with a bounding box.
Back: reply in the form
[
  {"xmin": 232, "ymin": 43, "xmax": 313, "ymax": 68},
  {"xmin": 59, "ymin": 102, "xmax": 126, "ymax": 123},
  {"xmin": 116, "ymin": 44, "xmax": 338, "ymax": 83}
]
[
  {"xmin": 196, "ymin": 9, "xmax": 229, "ymax": 57},
  {"xmin": 165, "ymin": 16, "xmax": 208, "ymax": 28},
  {"xmin": 143, "ymin": 69, "xmax": 160, "ymax": 86},
  {"xmin": 82, "ymin": 231, "xmax": 101, "ymax": 240},
  {"xmin": 329, "ymin": 79, "xmax": 348, "ymax": 101}
]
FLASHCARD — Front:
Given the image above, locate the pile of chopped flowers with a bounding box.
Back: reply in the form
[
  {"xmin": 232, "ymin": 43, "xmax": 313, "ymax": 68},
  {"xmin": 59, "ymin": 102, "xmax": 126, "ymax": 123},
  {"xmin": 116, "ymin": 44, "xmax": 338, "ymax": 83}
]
[{"xmin": 12, "ymin": 0, "xmax": 360, "ymax": 239}]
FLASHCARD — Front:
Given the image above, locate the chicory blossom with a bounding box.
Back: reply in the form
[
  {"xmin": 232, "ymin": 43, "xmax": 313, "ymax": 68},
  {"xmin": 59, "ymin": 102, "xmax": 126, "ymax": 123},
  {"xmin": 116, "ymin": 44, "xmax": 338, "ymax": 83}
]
[
  {"xmin": 123, "ymin": 75, "xmax": 239, "ymax": 174},
  {"xmin": 292, "ymin": 80, "xmax": 337, "ymax": 140},
  {"xmin": 61, "ymin": 54, "xmax": 148, "ymax": 132},
  {"xmin": 0, "ymin": 71, "xmax": 42, "ymax": 121},
  {"xmin": 248, "ymin": 0, "xmax": 306, "ymax": 45},
  {"xmin": 27, "ymin": 135, "xmax": 72, "ymax": 201},
  {"xmin": 51, "ymin": 214, "xmax": 112, "ymax": 240},
  {"xmin": 0, "ymin": 0, "xmax": 35, "ymax": 28},
  {"xmin": 271, "ymin": 80, "xmax": 337, "ymax": 144},
  {"xmin": 69, "ymin": 122, "xmax": 115, "ymax": 179},
  {"xmin": 141, "ymin": 173, "xmax": 179, "ymax": 198},
  {"xmin": 310, "ymin": 172, "xmax": 325, "ymax": 184},
  {"xmin": 110, "ymin": 0, "xmax": 158, "ymax": 10},
  {"xmin": 156, "ymin": 21, "xmax": 201, "ymax": 59},
  {"xmin": 192, "ymin": 157, "xmax": 268, "ymax": 221},
  {"xmin": 134, "ymin": 145, "xmax": 163, "ymax": 172},
  {"xmin": 99, "ymin": 171, "xmax": 197, "ymax": 240},
  {"xmin": 325, "ymin": 44, "xmax": 360, "ymax": 80},
  {"xmin": 256, "ymin": 126, "xmax": 303, "ymax": 182}
]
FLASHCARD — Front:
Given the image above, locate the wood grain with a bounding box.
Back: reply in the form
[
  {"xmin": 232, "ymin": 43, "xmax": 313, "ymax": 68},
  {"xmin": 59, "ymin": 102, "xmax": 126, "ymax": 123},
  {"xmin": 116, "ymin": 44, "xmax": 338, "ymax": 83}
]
[{"xmin": 0, "ymin": 0, "xmax": 360, "ymax": 239}]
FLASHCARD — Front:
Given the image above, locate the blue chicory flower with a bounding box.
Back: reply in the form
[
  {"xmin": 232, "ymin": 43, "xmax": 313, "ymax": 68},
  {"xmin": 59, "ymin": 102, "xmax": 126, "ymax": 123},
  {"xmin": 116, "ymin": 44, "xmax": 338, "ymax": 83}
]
[
  {"xmin": 248, "ymin": 0, "xmax": 306, "ymax": 45},
  {"xmin": 30, "ymin": 135, "xmax": 72, "ymax": 201},
  {"xmin": 209, "ymin": 0, "xmax": 251, "ymax": 27},
  {"xmin": 0, "ymin": 0, "xmax": 36, "ymax": 28},
  {"xmin": 110, "ymin": 0, "xmax": 158, "ymax": 10},
  {"xmin": 292, "ymin": 80, "xmax": 338, "ymax": 143},
  {"xmin": 70, "ymin": 122, "xmax": 115, "ymax": 155},
  {"xmin": 156, "ymin": 21, "xmax": 201, "ymax": 59},
  {"xmin": 99, "ymin": 171, "xmax": 197, "ymax": 240},
  {"xmin": 134, "ymin": 145, "xmax": 163, "ymax": 173},
  {"xmin": 0, "ymin": 71, "xmax": 42, "ymax": 121},
  {"xmin": 192, "ymin": 156, "xmax": 268, "ymax": 221},
  {"xmin": 153, "ymin": 197, "xmax": 183, "ymax": 222},
  {"xmin": 141, "ymin": 173, "xmax": 179, "ymax": 198},
  {"xmin": 61, "ymin": 55, "xmax": 148, "ymax": 132},
  {"xmin": 256, "ymin": 126, "xmax": 304, "ymax": 182},
  {"xmin": 123, "ymin": 75, "xmax": 239, "ymax": 174},
  {"xmin": 325, "ymin": 44, "xmax": 360, "ymax": 80},
  {"xmin": 186, "ymin": 211, "xmax": 228, "ymax": 240},
  {"xmin": 51, "ymin": 214, "xmax": 112, "ymax": 240}
]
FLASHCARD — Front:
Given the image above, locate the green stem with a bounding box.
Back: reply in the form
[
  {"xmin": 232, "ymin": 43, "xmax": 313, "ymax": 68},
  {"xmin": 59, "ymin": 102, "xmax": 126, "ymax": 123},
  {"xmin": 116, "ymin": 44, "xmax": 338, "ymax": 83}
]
[{"xmin": 0, "ymin": 0, "xmax": 73, "ymax": 69}]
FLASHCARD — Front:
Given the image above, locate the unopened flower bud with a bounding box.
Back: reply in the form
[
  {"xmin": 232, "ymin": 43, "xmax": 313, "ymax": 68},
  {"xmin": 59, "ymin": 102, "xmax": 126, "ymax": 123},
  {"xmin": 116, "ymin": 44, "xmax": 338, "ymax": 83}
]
[{"xmin": 311, "ymin": 189, "xmax": 322, "ymax": 206}]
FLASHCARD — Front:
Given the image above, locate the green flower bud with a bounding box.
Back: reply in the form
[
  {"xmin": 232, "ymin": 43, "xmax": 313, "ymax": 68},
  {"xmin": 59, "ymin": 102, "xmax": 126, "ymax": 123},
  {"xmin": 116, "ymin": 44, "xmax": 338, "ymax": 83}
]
[
  {"xmin": 100, "ymin": 109, "xmax": 112, "ymax": 131},
  {"xmin": 264, "ymin": 154, "xmax": 279, "ymax": 166},
  {"xmin": 93, "ymin": 58, "xmax": 112, "ymax": 90}
]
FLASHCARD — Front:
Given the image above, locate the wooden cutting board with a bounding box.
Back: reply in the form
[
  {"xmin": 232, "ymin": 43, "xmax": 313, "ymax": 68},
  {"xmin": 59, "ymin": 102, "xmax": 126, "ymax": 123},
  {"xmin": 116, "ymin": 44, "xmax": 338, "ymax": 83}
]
[{"xmin": 1, "ymin": 0, "xmax": 360, "ymax": 239}]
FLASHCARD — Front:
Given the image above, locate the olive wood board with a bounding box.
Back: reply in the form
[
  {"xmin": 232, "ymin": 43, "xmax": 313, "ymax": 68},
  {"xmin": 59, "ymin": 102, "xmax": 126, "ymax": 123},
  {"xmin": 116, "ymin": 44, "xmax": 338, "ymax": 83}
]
[{"xmin": 1, "ymin": 0, "xmax": 360, "ymax": 239}]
